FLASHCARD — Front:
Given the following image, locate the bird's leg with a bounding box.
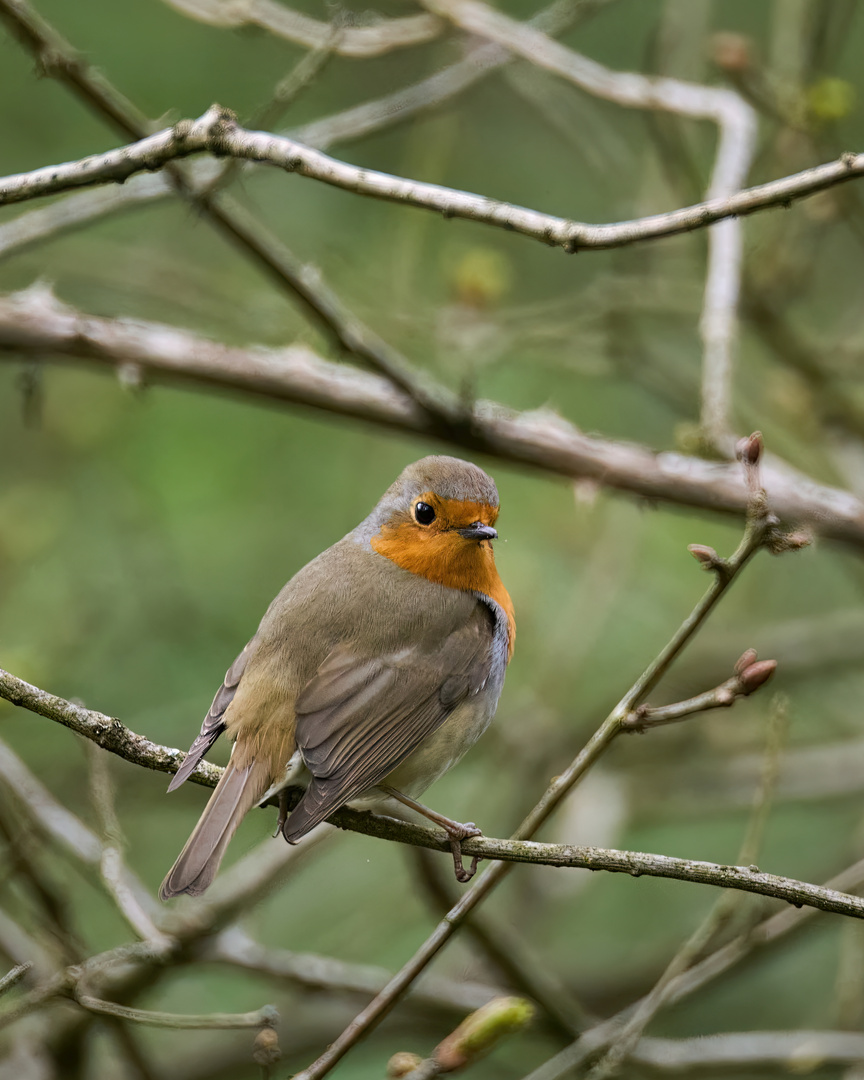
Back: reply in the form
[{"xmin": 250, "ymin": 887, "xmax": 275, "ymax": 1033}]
[
  {"xmin": 380, "ymin": 785, "xmax": 482, "ymax": 883},
  {"xmin": 273, "ymin": 789, "xmax": 290, "ymax": 839}
]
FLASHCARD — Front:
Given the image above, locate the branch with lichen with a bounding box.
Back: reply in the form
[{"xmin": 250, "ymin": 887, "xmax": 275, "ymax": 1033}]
[{"xmin": 2, "ymin": 663, "xmax": 860, "ymax": 917}]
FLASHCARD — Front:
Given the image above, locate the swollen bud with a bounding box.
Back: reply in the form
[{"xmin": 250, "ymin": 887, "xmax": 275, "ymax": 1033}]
[
  {"xmin": 688, "ymin": 544, "xmax": 719, "ymax": 568},
  {"xmin": 387, "ymin": 1052, "xmax": 423, "ymax": 1077},
  {"xmin": 738, "ymin": 659, "xmax": 777, "ymax": 693},
  {"xmin": 252, "ymin": 1026, "xmax": 281, "ymax": 1067},
  {"xmin": 434, "ymin": 997, "xmax": 535, "ymax": 1072},
  {"xmin": 734, "ymin": 649, "xmax": 758, "ymax": 675},
  {"xmin": 711, "ymin": 32, "xmax": 753, "ymax": 73},
  {"xmin": 736, "ymin": 431, "xmax": 763, "ymax": 467}
]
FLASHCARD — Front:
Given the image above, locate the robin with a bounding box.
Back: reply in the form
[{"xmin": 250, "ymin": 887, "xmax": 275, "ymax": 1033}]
[{"xmin": 159, "ymin": 456, "xmax": 514, "ymax": 899}]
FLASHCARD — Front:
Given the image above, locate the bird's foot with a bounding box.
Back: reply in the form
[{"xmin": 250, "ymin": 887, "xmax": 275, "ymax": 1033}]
[
  {"xmin": 273, "ymin": 790, "xmax": 290, "ymax": 839},
  {"xmin": 443, "ymin": 820, "xmax": 482, "ymax": 883}
]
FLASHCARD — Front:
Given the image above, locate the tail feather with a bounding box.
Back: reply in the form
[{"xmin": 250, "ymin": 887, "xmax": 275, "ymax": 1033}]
[{"xmin": 160, "ymin": 760, "xmax": 268, "ymax": 900}]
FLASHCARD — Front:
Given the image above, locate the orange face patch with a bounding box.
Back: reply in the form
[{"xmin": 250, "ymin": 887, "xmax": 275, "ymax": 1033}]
[{"xmin": 371, "ymin": 493, "xmax": 515, "ymax": 659}]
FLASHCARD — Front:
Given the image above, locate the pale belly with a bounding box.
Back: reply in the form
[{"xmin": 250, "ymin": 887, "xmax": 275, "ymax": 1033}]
[
  {"xmin": 261, "ymin": 687, "xmax": 500, "ymax": 816},
  {"xmin": 378, "ymin": 695, "xmax": 496, "ymax": 800}
]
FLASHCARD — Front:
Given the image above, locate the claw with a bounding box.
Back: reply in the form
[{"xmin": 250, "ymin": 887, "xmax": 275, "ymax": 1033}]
[
  {"xmin": 444, "ymin": 821, "xmax": 483, "ymax": 883},
  {"xmin": 273, "ymin": 790, "xmax": 289, "ymax": 839}
]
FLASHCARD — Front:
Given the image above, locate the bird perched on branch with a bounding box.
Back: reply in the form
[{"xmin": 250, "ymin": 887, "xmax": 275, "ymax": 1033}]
[{"xmin": 160, "ymin": 456, "xmax": 514, "ymax": 899}]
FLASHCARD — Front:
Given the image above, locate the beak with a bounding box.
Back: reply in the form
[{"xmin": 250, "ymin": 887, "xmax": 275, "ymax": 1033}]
[{"xmin": 458, "ymin": 522, "xmax": 498, "ymax": 541}]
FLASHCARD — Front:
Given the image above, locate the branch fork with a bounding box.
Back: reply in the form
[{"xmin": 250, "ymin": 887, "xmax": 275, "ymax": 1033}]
[{"xmin": 622, "ymin": 650, "xmax": 777, "ymax": 733}]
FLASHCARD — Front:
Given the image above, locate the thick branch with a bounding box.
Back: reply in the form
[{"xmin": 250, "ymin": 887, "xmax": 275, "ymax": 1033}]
[
  {"xmin": 1, "ymin": 668, "xmax": 860, "ymax": 918},
  {"xmin": 0, "ymin": 106, "xmax": 861, "ymax": 251},
  {"xmin": 1, "ymin": 289, "xmax": 862, "ymax": 546}
]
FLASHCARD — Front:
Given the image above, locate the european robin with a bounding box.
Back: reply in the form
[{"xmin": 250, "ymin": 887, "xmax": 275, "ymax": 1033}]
[{"xmin": 160, "ymin": 456, "xmax": 514, "ymax": 899}]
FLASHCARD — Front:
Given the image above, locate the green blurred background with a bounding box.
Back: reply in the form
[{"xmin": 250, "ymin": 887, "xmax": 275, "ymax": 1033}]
[{"xmin": 3, "ymin": 0, "xmax": 864, "ymax": 1076}]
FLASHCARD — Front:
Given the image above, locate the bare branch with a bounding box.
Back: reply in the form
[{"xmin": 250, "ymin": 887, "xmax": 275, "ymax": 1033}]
[
  {"xmin": 0, "ymin": 964, "xmax": 31, "ymax": 997},
  {"xmin": 523, "ymin": 854, "xmax": 864, "ymax": 1080},
  {"xmin": 2, "ymin": 666, "xmax": 859, "ymax": 919},
  {"xmin": 159, "ymin": 0, "xmax": 443, "ymax": 58},
  {"xmin": 0, "ymin": 0, "xmax": 441, "ymax": 412},
  {"xmin": 621, "ymin": 652, "xmax": 777, "ymax": 731},
  {"xmin": 1, "ymin": 107, "xmax": 861, "ymax": 252},
  {"xmin": 421, "ymin": 0, "xmax": 756, "ymax": 444},
  {"xmin": 85, "ymin": 745, "xmax": 171, "ymax": 948},
  {"xmin": 582, "ymin": 696, "xmax": 788, "ymax": 1080},
  {"xmin": 0, "ymin": 2, "xmax": 600, "ymax": 259},
  {"xmin": 208, "ymin": 927, "xmax": 504, "ymax": 1018},
  {"xmin": 75, "ymin": 994, "xmax": 277, "ymax": 1030},
  {"xmin": 1, "ymin": 288, "xmax": 862, "ymax": 545},
  {"xmin": 411, "ymin": 847, "xmax": 587, "ymax": 1037},
  {"xmin": 628, "ymin": 1030, "xmax": 864, "ymax": 1071},
  {"xmin": 0, "ymin": 667, "xmax": 222, "ymax": 789}
]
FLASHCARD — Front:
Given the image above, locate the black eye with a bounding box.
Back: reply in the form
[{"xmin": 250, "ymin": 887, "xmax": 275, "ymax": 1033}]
[{"xmin": 414, "ymin": 501, "xmax": 436, "ymax": 525}]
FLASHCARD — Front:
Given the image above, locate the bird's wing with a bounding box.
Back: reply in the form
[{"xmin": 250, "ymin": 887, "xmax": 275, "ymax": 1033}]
[
  {"xmin": 284, "ymin": 603, "xmax": 495, "ymax": 839},
  {"xmin": 167, "ymin": 641, "xmax": 253, "ymax": 792}
]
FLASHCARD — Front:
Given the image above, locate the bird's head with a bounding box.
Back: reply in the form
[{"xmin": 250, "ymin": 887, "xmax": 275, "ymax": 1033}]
[
  {"xmin": 369, "ymin": 456, "xmax": 499, "ymax": 571},
  {"xmin": 365, "ymin": 458, "xmax": 513, "ymax": 653}
]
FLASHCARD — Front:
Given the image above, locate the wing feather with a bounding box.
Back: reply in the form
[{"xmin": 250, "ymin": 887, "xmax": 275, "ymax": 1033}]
[
  {"xmin": 167, "ymin": 641, "xmax": 253, "ymax": 792},
  {"xmin": 283, "ymin": 605, "xmax": 494, "ymax": 840}
]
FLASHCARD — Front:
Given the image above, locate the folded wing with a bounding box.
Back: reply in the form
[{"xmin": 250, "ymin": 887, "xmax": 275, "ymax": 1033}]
[{"xmin": 283, "ymin": 603, "xmax": 494, "ymax": 841}]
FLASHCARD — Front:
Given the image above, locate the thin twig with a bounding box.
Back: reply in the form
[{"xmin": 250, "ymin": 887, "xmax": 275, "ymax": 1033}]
[
  {"xmin": 620, "ymin": 651, "xmax": 777, "ymax": 731},
  {"xmin": 582, "ymin": 695, "xmax": 789, "ymax": 1079},
  {"xmin": 411, "ymin": 847, "xmax": 587, "ymax": 1037},
  {"xmin": 0, "ymin": 963, "xmax": 31, "ymax": 996},
  {"xmin": 85, "ymin": 744, "xmax": 171, "ymax": 948},
  {"xmin": 0, "ymin": 0, "xmax": 445, "ymax": 415},
  {"xmin": 420, "ymin": 0, "xmax": 754, "ymax": 445},
  {"xmin": 75, "ymin": 994, "xmax": 277, "ymax": 1030}
]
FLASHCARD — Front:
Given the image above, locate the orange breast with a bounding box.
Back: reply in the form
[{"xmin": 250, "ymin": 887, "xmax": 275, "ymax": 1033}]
[{"xmin": 371, "ymin": 496, "xmax": 515, "ymax": 659}]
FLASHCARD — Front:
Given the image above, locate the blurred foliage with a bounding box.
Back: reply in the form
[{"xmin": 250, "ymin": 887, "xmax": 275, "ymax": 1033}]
[{"xmin": 2, "ymin": 0, "xmax": 864, "ymax": 1077}]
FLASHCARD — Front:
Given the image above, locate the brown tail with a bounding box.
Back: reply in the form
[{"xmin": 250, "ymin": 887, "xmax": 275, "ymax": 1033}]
[{"xmin": 159, "ymin": 759, "xmax": 268, "ymax": 900}]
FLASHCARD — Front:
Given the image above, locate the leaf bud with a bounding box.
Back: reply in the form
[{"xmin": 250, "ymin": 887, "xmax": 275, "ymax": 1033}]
[
  {"xmin": 710, "ymin": 32, "xmax": 753, "ymax": 73},
  {"xmin": 688, "ymin": 543, "xmax": 719, "ymax": 567},
  {"xmin": 738, "ymin": 659, "xmax": 777, "ymax": 694},
  {"xmin": 252, "ymin": 1026, "xmax": 281, "ymax": 1067},
  {"xmin": 434, "ymin": 997, "xmax": 535, "ymax": 1072},
  {"xmin": 736, "ymin": 431, "xmax": 763, "ymax": 466},
  {"xmin": 734, "ymin": 649, "xmax": 758, "ymax": 674},
  {"xmin": 387, "ymin": 1052, "xmax": 423, "ymax": 1077}
]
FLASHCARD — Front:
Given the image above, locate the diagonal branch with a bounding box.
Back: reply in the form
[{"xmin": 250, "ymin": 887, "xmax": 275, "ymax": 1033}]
[{"xmin": 0, "ymin": 0, "xmax": 445, "ymax": 415}]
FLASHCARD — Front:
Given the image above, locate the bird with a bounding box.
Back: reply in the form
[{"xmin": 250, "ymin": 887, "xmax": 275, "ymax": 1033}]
[{"xmin": 159, "ymin": 455, "xmax": 514, "ymax": 899}]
